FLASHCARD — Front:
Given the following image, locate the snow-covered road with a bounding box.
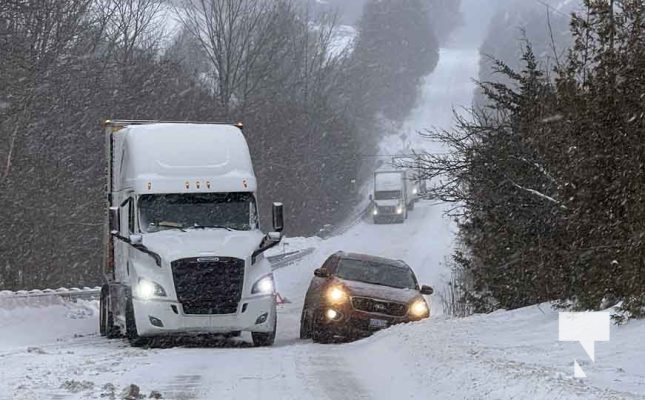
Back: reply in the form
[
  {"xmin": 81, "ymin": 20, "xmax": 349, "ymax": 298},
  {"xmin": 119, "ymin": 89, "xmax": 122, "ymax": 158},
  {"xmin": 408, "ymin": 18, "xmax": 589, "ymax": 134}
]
[
  {"xmin": 2, "ymin": 198, "xmax": 644, "ymax": 399},
  {"xmin": 2, "ymin": 36, "xmax": 644, "ymax": 400}
]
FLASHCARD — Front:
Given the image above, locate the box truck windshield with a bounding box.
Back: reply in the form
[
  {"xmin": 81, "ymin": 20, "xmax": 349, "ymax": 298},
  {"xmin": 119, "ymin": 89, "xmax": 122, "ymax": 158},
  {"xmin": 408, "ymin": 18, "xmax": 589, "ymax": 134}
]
[
  {"xmin": 139, "ymin": 192, "xmax": 258, "ymax": 232},
  {"xmin": 374, "ymin": 190, "xmax": 402, "ymax": 200}
]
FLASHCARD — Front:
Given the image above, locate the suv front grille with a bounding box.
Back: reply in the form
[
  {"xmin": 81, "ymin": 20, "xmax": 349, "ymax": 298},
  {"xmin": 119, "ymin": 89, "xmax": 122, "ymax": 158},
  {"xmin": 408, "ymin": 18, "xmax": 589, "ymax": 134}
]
[
  {"xmin": 171, "ymin": 257, "xmax": 244, "ymax": 315},
  {"xmin": 351, "ymin": 296, "xmax": 407, "ymax": 317}
]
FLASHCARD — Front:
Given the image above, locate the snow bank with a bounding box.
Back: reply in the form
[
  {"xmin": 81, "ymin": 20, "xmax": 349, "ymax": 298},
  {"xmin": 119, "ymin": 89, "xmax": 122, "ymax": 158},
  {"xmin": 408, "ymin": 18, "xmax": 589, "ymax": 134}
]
[
  {"xmin": 0, "ymin": 299, "xmax": 98, "ymax": 351},
  {"xmin": 346, "ymin": 304, "xmax": 645, "ymax": 399}
]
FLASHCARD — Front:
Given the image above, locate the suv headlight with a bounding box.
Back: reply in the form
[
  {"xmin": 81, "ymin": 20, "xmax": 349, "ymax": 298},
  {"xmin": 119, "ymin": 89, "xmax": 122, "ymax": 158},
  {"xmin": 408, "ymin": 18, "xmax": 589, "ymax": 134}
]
[
  {"xmin": 252, "ymin": 274, "xmax": 275, "ymax": 294},
  {"xmin": 326, "ymin": 286, "xmax": 348, "ymax": 304},
  {"xmin": 135, "ymin": 278, "xmax": 166, "ymax": 299},
  {"xmin": 409, "ymin": 299, "xmax": 429, "ymax": 317}
]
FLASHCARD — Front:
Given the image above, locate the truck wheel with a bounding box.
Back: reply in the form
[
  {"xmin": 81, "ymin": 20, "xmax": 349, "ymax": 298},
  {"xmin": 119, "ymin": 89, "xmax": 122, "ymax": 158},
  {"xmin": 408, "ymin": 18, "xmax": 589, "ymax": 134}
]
[
  {"xmin": 299, "ymin": 308, "xmax": 312, "ymax": 339},
  {"xmin": 99, "ymin": 286, "xmax": 107, "ymax": 336},
  {"xmin": 126, "ymin": 296, "xmax": 149, "ymax": 347},
  {"xmin": 252, "ymin": 313, "xmax": 276, "ymax": 347},
  {"xmin": 100, "ymin": 285, "xmax": 119, "ymax": 339}
]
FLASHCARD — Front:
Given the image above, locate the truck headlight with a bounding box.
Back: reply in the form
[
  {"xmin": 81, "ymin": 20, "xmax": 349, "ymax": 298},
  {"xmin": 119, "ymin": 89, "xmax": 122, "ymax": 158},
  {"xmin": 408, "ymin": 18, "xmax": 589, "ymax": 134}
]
[
  {"xmin": 409, "ymin": 299, "xmax": 429, "ymax": 317},
  {"xmin": 373, "ymin": 208, "xmax": 378, "ymax": 216},
  {"xmin": 413, "ymin": 187, "xmax": 418, "ymax": 195},
  {"xmin": 396, "ymin": 206, "xmax": 404, "ymax": 214},
  {"xmin": 252, "ymin": 274, "xmax": 274, "ymax": 294},
  {"xmin": 135, "ymin": 279, "xmax": 166, "ymax": 299}
]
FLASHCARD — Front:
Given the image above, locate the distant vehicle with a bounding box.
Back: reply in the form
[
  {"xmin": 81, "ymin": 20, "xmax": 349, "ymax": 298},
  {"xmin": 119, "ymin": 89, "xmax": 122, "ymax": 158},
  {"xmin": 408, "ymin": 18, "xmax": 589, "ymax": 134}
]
[
  {"xmin": 370, "ymin": 169, "xmax": 417, "ymax": 223},
  {"xmin": 299, "ymin": 252, "xmax": 433, "ymax": 343},
  {"xmin": 99, "ymin": 120, "xmax": 284, "ymax": 347}
]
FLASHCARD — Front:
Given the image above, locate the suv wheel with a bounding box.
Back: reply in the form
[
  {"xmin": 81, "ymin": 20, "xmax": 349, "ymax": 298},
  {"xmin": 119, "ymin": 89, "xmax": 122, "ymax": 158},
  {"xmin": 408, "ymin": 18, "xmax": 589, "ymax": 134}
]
[{"xmin": 299, "ymin": 308, "xmax": 312, "ymax": 339}]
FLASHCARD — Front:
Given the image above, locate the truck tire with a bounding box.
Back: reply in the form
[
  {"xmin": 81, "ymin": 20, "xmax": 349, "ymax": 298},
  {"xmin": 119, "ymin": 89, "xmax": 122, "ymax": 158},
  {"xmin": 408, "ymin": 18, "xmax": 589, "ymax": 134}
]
[
  {"xmin": 126, "ymin": 296, "xmax": 149, "ymax": 347},
  {"xmin": 252, "ymin": 313, "xmax": 276, "ymax": 347},
  {"xmin": 299, "ymin": 307, "xmax": 312, "ymax": 339},
  {"xmin": 100, "ymin": 285, "xmax": 119, "ymax": 339},
  {"xmin": 99, "ymin": 287, "xmax": 107, "ymax": 336}
]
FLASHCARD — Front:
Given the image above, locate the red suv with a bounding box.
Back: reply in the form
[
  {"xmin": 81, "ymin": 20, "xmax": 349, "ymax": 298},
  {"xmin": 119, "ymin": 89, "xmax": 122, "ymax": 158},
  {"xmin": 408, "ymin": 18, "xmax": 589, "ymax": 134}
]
[{"xmin": 300, "ymin": 252, "xmax": 434, "ymax": 343}]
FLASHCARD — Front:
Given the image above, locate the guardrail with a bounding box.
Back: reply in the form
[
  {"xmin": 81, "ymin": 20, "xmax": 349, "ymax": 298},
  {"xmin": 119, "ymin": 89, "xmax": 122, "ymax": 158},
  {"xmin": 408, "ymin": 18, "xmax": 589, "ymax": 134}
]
[
  {"xmin": 0, "ymin": 287, "xmax": 101, "ymax": 309},
  {"xmin": 269, "ymin": 247, "xmax": 316, "ymax": 271},
  {"xmin": 0, "ymin": 248, "xmax": 318, "ymax": 303}
]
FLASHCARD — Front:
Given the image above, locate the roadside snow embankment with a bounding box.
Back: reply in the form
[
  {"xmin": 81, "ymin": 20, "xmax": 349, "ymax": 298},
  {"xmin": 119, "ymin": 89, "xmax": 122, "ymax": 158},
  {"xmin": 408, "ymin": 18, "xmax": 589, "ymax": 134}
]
[
  {"xmin": 0, "ymin": 297, "xmax": 97, "ymax": 351},
  {"xmin": 344, "ymin": 305, "xmax": 645, "ymax": 399}
]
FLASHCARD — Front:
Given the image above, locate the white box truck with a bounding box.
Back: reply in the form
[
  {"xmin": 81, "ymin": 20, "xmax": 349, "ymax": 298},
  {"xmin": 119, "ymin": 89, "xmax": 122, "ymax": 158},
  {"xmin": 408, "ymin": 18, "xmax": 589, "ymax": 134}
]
[
  {"xmin": 370, "ymin": 169, "xmax": 416, "ymax": 224},
  {"xmin": 99, "ymin": 120, "xmax": 283, "ymax": 347}
]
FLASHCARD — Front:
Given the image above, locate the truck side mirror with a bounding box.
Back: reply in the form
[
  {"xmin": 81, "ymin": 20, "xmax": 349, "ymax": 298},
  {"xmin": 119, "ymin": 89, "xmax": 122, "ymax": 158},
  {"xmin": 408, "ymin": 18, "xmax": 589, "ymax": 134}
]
[
  {"xmin": 272, "ymin": 202, "xmax": 284, "ymax": 233},
  {"xmin": 267, "ymin": 231, "xmax": 282, "ymax": 242},
  {"xmin": 109, "ymin": 207, "xmax": 120, "ymax": 235},
  {"xmin": 368, "ymin": 194, "xmax": 373, "ymax": 201}
]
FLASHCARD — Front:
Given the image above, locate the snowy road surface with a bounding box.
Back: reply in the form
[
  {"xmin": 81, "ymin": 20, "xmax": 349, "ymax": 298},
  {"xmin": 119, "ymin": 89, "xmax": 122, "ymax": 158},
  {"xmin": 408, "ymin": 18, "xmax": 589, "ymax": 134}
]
[
  {"xmin": 2, "ymin": 40, "xmax": 644, "ymax": 400},
  {"xmin": 1, "ymin": 199, "xmax": 644, "ymax": 400}
]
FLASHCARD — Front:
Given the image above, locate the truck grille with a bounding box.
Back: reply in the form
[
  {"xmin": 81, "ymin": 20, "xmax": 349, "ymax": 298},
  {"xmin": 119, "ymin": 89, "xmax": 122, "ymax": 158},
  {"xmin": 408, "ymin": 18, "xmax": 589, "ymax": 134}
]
[
  {"xmin": 378, "ymin": 206, "xmax": 397, "ymax": 214},
  {"xmin": 351, "ymin": 296, "xmax": 407, "ymax": 317},
  {"xmin": 171, "ymin": 257, "xmax": 244, "ymax": 315}
]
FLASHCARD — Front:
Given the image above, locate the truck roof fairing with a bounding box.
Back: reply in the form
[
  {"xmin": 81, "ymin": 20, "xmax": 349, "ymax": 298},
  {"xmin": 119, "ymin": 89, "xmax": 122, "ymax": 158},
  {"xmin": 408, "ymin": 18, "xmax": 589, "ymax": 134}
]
[{"xmin": 113, "ymin": 123, "xmax": 257, "ymax": 193}]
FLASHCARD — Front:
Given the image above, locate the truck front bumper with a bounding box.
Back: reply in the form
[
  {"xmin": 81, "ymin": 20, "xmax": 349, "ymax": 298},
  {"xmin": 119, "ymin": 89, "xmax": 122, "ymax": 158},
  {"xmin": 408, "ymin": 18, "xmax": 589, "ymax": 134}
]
[{"xmin": 133, "ymin": 294, "xmax": 276, "ymax": 337}]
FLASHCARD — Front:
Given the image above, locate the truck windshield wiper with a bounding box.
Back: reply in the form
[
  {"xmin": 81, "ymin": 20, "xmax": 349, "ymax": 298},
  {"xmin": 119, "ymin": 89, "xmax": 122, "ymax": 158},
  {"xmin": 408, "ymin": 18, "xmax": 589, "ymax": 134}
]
[
  {"xmin": 188, "ymin": 224, "xmax": 235, "ymax": 231},
  {"xmin": 156, "ymin": 222, "xmax": 186, "ymax": 232}
]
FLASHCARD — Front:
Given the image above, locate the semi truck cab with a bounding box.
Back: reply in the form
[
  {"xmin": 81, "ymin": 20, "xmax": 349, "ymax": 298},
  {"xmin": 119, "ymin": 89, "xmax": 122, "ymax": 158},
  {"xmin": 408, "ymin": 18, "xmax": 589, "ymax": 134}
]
[
  {"xmin": 99, "ymin": 120, "xmax": 283, "ymax": 347},
  {"xmin": 370, "ymin": 170, "xmax": 415, "ymax": 224}
]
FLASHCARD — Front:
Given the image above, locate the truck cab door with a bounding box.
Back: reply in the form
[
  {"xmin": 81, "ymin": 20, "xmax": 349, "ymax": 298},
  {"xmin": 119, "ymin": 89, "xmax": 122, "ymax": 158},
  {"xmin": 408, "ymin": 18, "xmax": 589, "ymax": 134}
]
[{"xmin": 114, "ymin": 195, "xmax": 134, "ymax": 282}]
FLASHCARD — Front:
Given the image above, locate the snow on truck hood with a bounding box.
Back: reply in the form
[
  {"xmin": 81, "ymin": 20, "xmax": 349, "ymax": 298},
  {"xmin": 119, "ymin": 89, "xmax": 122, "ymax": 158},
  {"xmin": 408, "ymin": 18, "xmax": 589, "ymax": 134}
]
[
  {"xmin": 338, "ymin": 279, "xmax": 421, "ymax": 304},
  {"xmin": 141, "ymin": 229, "xmax": 265, "ymax": 262}
]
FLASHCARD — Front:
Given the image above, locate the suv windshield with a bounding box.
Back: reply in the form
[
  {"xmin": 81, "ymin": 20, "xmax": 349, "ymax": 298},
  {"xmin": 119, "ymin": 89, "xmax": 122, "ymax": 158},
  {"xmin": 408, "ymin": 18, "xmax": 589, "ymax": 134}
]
[
  {"xmin": 139, "ymin": 192, "xmax": 257, "ymax": 233},
  {"xmin": 374, "ymin": 190, "xmax": 402, "ymax": 200},
  {"xmin": 335, "ymin": 258, "xmax": 418, "ymax": 290}
]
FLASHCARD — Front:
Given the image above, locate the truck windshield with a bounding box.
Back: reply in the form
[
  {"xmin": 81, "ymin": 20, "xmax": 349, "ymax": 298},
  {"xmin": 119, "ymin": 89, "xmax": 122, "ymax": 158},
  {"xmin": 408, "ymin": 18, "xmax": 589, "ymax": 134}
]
[
  {"xmin": 335, "ymin": 258, "xmax": 418, "ymax": 290},
  {"xmin": 374, "ymin": 190, "xmax": 402, "ymax": 200},
  {"xmin": 139, "ymin": 193, "xmax": 257, "ymax": 233}
]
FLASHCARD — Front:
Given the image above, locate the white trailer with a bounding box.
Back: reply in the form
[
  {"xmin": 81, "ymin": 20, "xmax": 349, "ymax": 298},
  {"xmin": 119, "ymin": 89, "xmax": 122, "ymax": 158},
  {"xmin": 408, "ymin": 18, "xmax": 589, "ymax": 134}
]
[
  {"xmin": 99, "ymin": 120, "xmax": 284, "ymax": 347},
  {"xmin": 370, "ymin": 169, "xmax": 415, "ymax": 224}
]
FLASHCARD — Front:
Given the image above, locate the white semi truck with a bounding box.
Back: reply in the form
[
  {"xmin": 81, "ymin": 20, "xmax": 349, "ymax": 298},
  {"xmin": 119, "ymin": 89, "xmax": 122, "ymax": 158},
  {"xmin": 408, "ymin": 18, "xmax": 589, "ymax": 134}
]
[
  {"xmin": 370, "ymin": 169, "xmax": 417, "ymax": 224},
  {"xmin": 99, "ymin": 120, "xmax": 283, "ymax": 347}
]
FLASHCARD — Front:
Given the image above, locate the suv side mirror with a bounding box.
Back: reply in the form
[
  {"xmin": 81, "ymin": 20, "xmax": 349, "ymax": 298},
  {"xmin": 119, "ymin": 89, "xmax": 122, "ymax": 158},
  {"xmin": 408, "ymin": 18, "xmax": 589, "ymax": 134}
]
[
  {"xmin": 420, "ymin": 285, "xmax": 434, "ymax": 295},
  {"xmin": 314, "ymin": 267, "xmax": 331, "ymax": 278},
  {"xmin": 109, "ymin": 207, "xmax": 120, "ymax": 235},
  {"xmin": 272, "ymin": 202, "xmax": 284, "ymax": 233}
]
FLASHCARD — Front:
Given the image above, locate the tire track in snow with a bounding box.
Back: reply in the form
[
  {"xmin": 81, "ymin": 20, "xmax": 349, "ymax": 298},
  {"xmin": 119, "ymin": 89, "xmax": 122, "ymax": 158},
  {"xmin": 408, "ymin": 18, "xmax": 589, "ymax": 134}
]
[
  {"xmin": 159, "ymin": 374, "xmax": 203, "ymax": 400},
  {"xmin": 298, "ymin": 346, "xmax": 370, "ymax": 400}
]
